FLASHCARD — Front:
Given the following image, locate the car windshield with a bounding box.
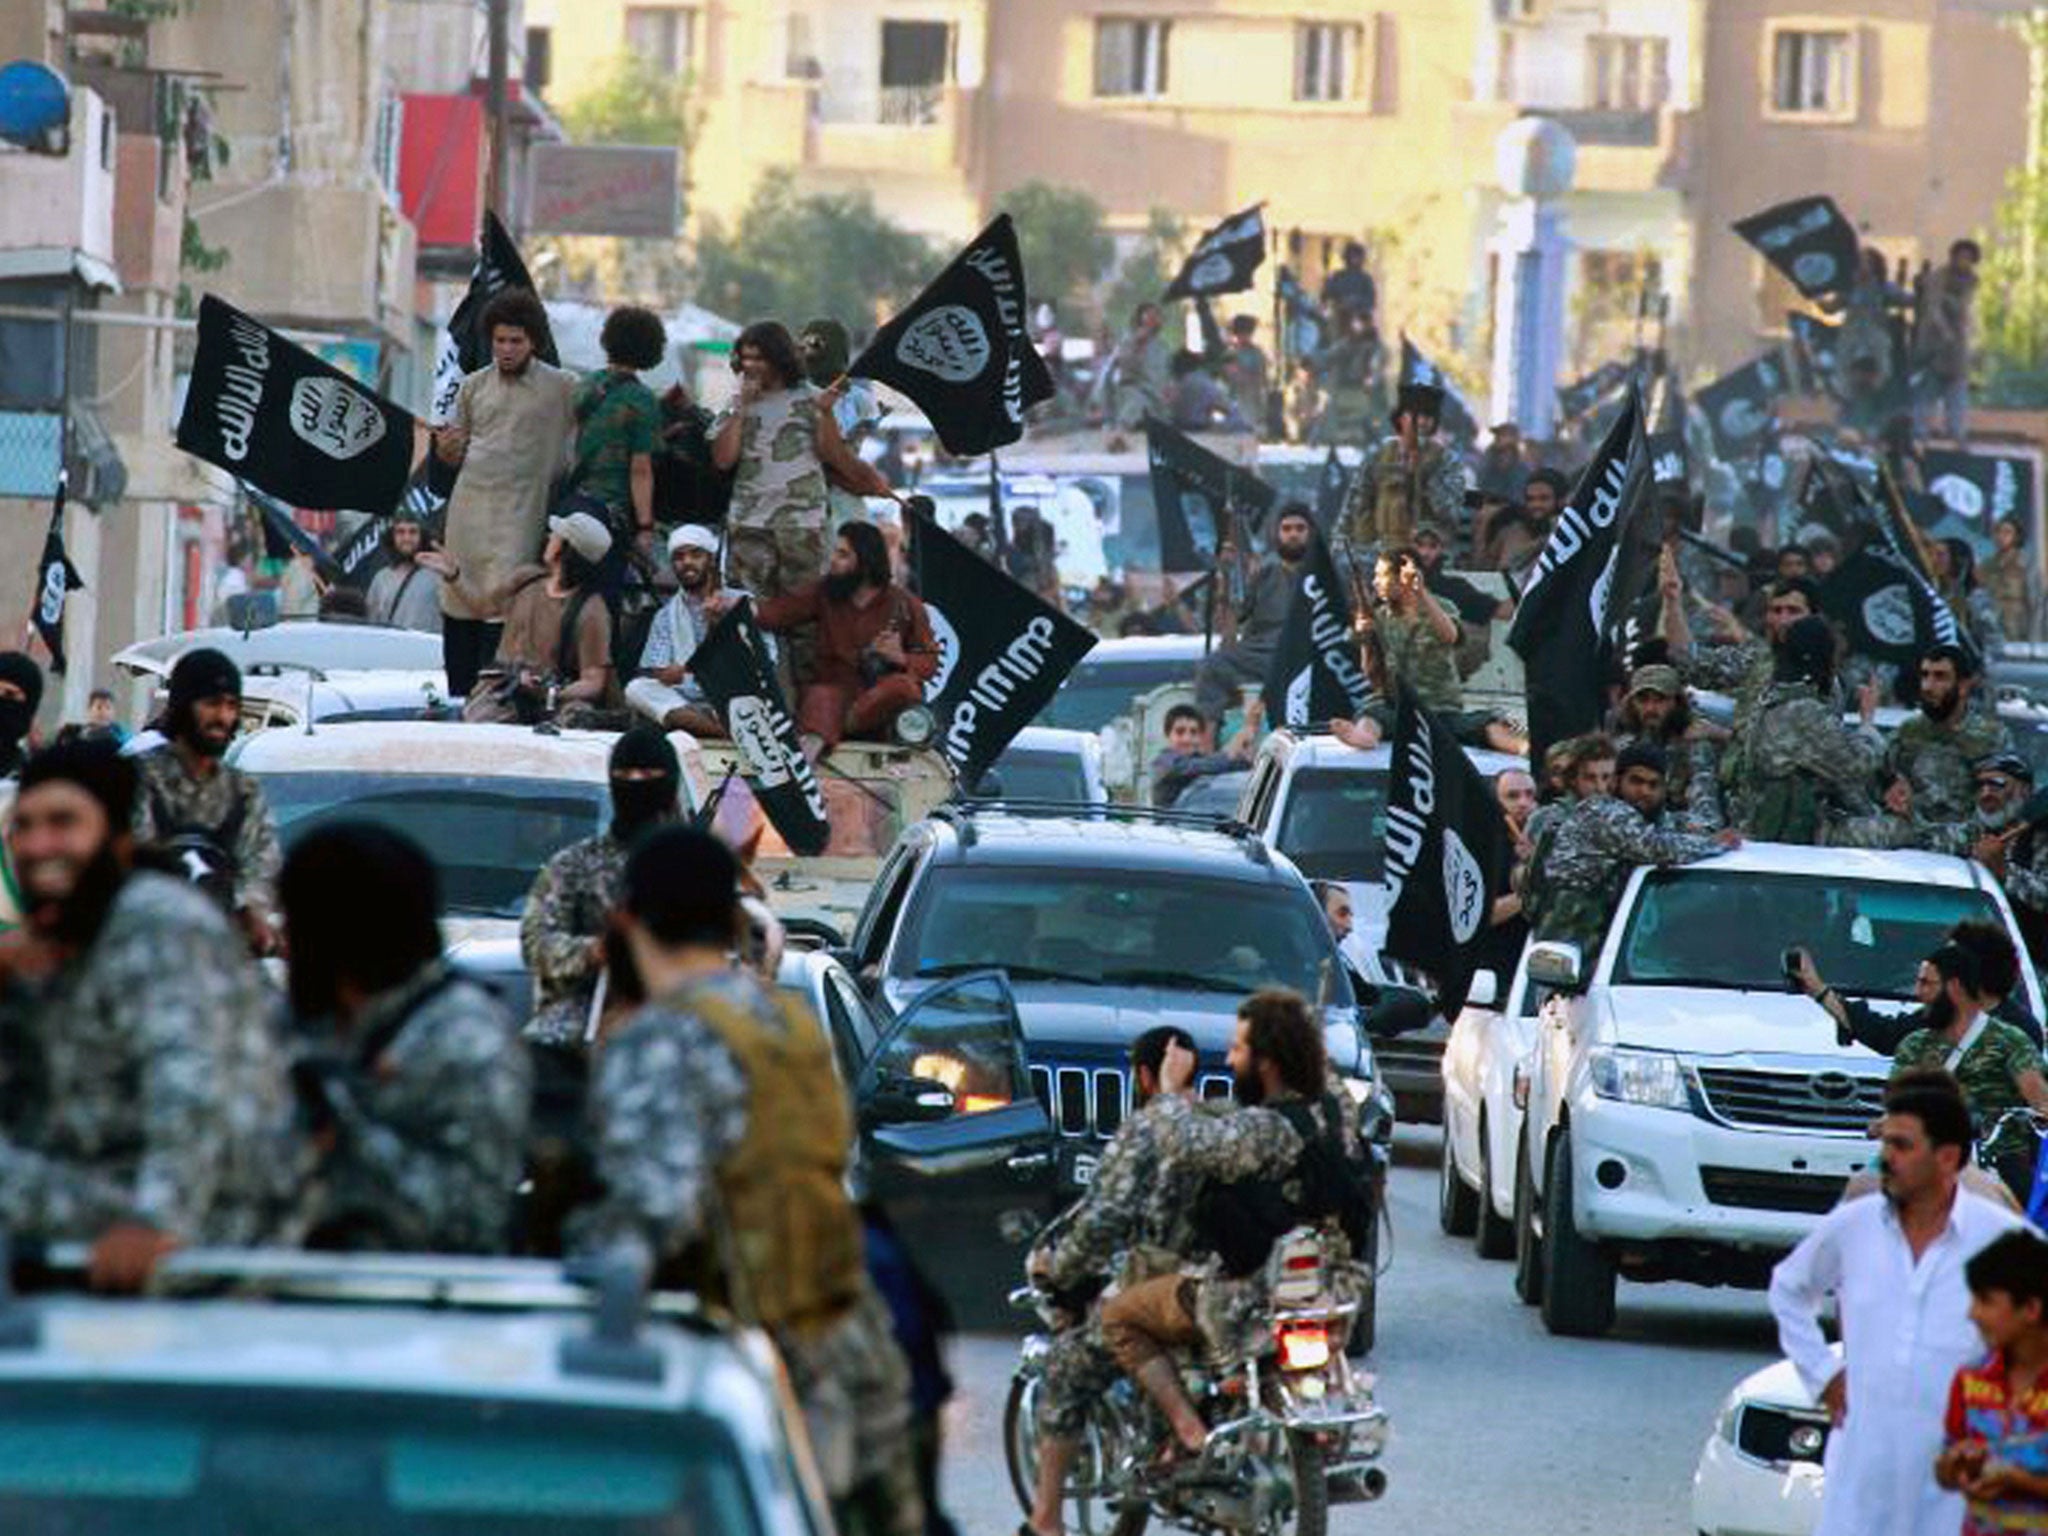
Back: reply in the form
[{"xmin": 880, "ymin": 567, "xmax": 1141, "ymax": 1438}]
[
  {"xmin": 1274, "ymin": 768, "xmax": 1388, "ymax": 880},
  {"xmin": 1037, "ymin": 660, "xmax": 1196, "ymax": 731},
  {"xmin": 892, "ymin": 865, "xmax": 1351, "ymax": 1004},
  {"xmin": 1170, "ymin": 770, "xmax": 1249, "ymax": 819},
  {"xmin": 1614, "ymin": 869, "xmax": 2004, "ymax": 999},
  {"xmin": 982, "ymin": 748, "xmax": 1093, "ymax": 803},
  {"xmin": 0, "ymin": 1385, "xmax": 776, "ymax": 1534},
  {"xmin": 256, "ymin": 772, "xmax": 606, "ymax": 919}
]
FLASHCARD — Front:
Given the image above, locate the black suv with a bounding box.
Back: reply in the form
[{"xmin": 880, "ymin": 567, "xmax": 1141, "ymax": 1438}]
[{"xmin": 844, "ymin": 802, "xmax": 1393, "ymax": 1185}]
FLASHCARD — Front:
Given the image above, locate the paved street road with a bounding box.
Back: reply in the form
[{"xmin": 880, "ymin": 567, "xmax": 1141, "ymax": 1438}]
[{"xmin": 937, "ymin": 1125, "xmax": 1785, "ymax": 1535}]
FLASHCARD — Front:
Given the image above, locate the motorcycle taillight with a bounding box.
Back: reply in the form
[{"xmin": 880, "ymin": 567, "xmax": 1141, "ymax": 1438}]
[{"xmin": 1276, "ymin": 1321, "xmax": 1330, "ymax": 1373}]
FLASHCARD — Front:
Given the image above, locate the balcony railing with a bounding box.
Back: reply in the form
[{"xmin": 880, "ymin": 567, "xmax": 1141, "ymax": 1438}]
[
  {"xmin": 1531, "ymin": 106, "xmax": 1661, "ymax": 148},
  {"xmin": 815, "ymin": 83, "xmax": 947, "ymax": 127}
]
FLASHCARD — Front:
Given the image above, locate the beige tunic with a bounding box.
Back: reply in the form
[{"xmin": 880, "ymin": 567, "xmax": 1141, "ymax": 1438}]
[{"xmin": 440, "ymin": 362, "xmax": 578, "ymax": 622}]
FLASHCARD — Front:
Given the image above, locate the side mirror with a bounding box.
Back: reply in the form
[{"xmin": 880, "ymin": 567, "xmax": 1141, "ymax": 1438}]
[
  {"xmin": 862, "ymin": 1073, "xmax": 956, "ymax": 1128},
  {"xmin": 1525, "ymin": 941, "xmax": 1584, "ymax": 992},
  {"xmin": 1465, "ymin": 969, "xmax": 1500, "ymax": 1011}
]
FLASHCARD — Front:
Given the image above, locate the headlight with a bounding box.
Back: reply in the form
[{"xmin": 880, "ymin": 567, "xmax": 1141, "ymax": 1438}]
[
  {"xmin": 1714, "ymin": 1389, "xmax": 1743, "ymax": 1446},
  {"xmin": 1587, "ymin": 1047, "xmax": 1690, "ymax": 1110},
  {"xmin": 1341, "ymin": 1073, "xmax": 1374, "ymax": 1105}
]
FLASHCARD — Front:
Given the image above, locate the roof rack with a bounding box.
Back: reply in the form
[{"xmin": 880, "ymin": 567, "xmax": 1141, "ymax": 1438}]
[
  {"xmin": 14, "ymin": 1246, "xmax": 719, "ymax": 1384},
  {"xmin": 929, "ymin": 798, "xmax": 1267, "ymax": 861}
]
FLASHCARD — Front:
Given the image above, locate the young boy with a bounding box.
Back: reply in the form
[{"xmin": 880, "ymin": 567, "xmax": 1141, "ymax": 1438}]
[{"xmin": 1939, "ymin": 1229, "xmax": 2048, "ymax": 1533}]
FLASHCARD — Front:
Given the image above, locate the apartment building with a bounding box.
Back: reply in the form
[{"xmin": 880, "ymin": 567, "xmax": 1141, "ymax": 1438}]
[{"xmin": 1690, "ymin": 0, "xmax": 2029, "ymax": 374}]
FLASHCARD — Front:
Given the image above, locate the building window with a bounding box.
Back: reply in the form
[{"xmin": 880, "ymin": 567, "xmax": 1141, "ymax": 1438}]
[
  {"xmin": 623, "ymin": 6, "xmax": 693, "ymax": 77},
  {"xmin": 879, "ymin": 19, "xmax": 953, "ymax": 124},
  {"xmin": 373, "ymin": 95, "xmax": 404, "ymax": 200},
  {"xmin": 1586, "ymin": 35, "xmax": 1669, "ymax": 112},
  {"xmin": 1295, "ymin": 22, "xmax": 1363, "ymax": 102},
  {"xmin": 1769, "ymin": 27, "xmax": 1855, "ymax": 119},
  {"xmin": 1095, "ymin": 18, "xmax": 1171, "ymax": 99},
  {"xmin": 525, "ymin": 26, "xmax": 552, "ymax": 94},
  {"xmin": 1500, "ymin": 0, "xmax": 1542, "ymax": 22}
]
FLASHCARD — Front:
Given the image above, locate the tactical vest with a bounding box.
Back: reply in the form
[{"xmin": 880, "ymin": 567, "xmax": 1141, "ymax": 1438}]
[{"xmin": 666, "ymin": 983, "xmax": 864, "ymax": 1339}]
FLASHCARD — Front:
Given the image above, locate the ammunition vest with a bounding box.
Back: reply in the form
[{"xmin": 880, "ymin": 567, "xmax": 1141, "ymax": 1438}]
[{"xmin": 668, "ymin": 982, "xmax": 864, "ymax": 1339}]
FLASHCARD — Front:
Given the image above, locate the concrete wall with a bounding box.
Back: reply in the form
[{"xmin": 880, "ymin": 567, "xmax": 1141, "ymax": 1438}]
[{"xmin": 0, "ymin": 89, "xmax": 117, "ymax": 270}]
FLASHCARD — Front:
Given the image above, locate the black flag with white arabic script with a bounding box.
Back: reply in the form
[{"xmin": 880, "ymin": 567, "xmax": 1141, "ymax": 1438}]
[
  {"xmin": 1506, "ymin": 387, "xmax": 1651, "ymax": 771},
  {"xmin": 1144, "ymin": 415, "xmax": 1279, "ymax": 571},
  {"xmin": 1923, "ymin": 447, "xmax": 2037, "ymax": 543},
  {"xmin": 1694, "ymin": 352, "xmax": 1789, "ymax": 465},
  {"xmin": 1162, "ymin": 204, "xmax": 1266, "ymax": 303},
  {"xmin": 686, "ymin": 599, "xmax": 831, "ymax": 856},
  {"xmin": 32, "ymin": 472, "xmax": 84, "ymax": 674},
  {"xmin": 848, "ymin": 214, "xmax": 1056, "ymax": 456},
  {"xmin": 911, "ymin": 512, "xmax": 1097, "ymax": 788},
  {"xmin": 1734, "ymin": 195, "xmax": 1861, "ymax": 304},
  {"xmin": 429, "ymin": 210, "xmax": 556, "ymax": 425},
  {"xmin": 175, "ymin": 295, "xmax": 415, "ymax": 515},
  {"xmin": 1381, "ymin": 686, "xmax": 1517, "ymax": 1017},
  {"xmin": 1262, "ymin": 528, "xmax": 1370, "ymax": 728}
]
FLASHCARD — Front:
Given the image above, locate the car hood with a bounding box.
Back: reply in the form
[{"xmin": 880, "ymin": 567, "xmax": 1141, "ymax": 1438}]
[{"xmin": 1603, "ymin": 985, "xmax": 1906, "ymax": 1062}]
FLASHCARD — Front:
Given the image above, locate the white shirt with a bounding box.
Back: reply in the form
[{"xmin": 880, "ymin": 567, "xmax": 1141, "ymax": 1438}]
[{"xmin": 1769, "ymin": 1186, "xmax": 2027, "ymax": 1536}]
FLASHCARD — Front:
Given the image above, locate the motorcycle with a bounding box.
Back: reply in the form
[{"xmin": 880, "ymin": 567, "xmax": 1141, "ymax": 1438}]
[{"xmin": 1002, "ymin": 1225, "xmax": 1388, "ymax": 1536}]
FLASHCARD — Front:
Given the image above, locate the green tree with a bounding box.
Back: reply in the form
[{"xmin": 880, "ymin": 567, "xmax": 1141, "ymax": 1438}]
[
  {"xmin": 692, "ymin": 170, "xmax": 934, "ymax": 328},
  {"xmin": 1003, "ymin": 181, "xmax": 1115, "ymax": 320},
  {"xmin": 559, "ymin": 54, "xmax": 692, "ymax": 147},
  {"xmin": 1103, "ymin": 206, "xmax": 1186, "ymax": 331}
]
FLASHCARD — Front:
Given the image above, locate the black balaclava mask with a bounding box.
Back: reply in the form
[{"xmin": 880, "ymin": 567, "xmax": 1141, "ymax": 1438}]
[
  {"xmin": 610, "ymin": 725, "xmax": 681, "ymax": 842},
  {"xmin": 0, "ymin": 651, "xmax": 45, "ymax": 773}
]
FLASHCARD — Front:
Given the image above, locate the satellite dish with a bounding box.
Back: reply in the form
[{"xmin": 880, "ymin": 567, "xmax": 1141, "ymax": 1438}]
[{"xmin": 0, "ymin": 61, "xmax": 71, "ymax": 154}]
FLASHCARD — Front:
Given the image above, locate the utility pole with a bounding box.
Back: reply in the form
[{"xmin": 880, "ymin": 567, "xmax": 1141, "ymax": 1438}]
[{"xmin": 485, "ymin": 0, "xmax": 510, "ymax": 222}]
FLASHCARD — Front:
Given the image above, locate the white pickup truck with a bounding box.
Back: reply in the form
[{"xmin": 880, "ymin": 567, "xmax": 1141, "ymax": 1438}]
[{"xmin": 1516, "ymin": 843, "xmax": 2043, "ymax": 1337}]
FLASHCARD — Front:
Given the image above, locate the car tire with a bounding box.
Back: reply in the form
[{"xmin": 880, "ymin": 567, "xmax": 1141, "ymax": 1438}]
[
  {"xmin": 1512, "ymin": 1142, "xmax": 1543, "ymax": 1306},
  {"xmin": 1474, "ymin": 1117, "xmax": 1515, "ymax": 1260},
  {"xmin": 1539, "ymin": 1135, "xmax": 1617, "ymax": 1338},
  {"xmin": 1437, "ymin": 1126, "xmax": 1478, "ymax": 1237}
]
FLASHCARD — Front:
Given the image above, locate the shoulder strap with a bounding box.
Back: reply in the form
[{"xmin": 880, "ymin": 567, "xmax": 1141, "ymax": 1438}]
[{"xmin": 1946, "ymin": 1015, "xmax": 1994, "ymax": 1074}]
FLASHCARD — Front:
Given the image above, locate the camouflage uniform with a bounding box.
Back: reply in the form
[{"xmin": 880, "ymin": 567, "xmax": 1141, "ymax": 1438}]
[
  {"xmin": 581, "ymin": 971, "xmax": 922, "ymax": 1535},
  {"xmin": 0, "ymin": 872, "xmax": 302, "ymax": 1244},
  {"xmin": 1528, "ymin": 797, "xmax": 1723, "ymax": 955},
  {"xmin": 1888, "ymin": 707, "xmax": 2012, "ymax": 829},
  {"xmin": 720, "ymin": 385, "xmax": 831, "ymax": 607},
  {"xmin": 1032, "ymin": 1093, "xmax": 1225, "ymax": 1437},
  {"xmin": 304, "ymin": 961, "xmax": 531, "ymax": 1254},
  {"xmin": 1616, "ymin": 730, "xmax": 1725, "ymax": 834},
  {"xmin": 1374, "ymin": 604, "xmax": 1464, "ymax": 712},
  {"xmin": 1173, "ymin": 1089, "xmax": 1366, "ymax": 1361},
  {"xmin": 1336, "ymin": 436, "xmax": 1464, "ymax": 557},
  {"xmin": 132, "ymin": 748, "xmax": 284, "ymax": 925},
  {"xmin": 518, "ymin": 831, "xmax": 628, "ymax": 1048},
  {"xmin": 1734, "ymin": 682, "xmax": 1884, "ymax": 843}
]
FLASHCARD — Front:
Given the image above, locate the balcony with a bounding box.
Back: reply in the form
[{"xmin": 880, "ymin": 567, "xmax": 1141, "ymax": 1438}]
[
  {"xmin": 1517, "ymin": 104, "xmax": 1694, "ymax": 195},
  {"xmin": 0, "ymin": 87, "xmax": 117, "ymax": 280},
  {"xmin": 808, "ymin": 85, "xmax": 976, "ymax": 178}
]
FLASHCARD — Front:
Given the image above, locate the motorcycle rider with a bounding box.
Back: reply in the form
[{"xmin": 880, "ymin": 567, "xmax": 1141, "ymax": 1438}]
[
  {"xmin": 1023, "ymin": 1024, "xmax": 1203, "ymax": 1536},
  {"xmin": 1098, "ymin": 989, "xmax": 1367, "ymax": 1459}
]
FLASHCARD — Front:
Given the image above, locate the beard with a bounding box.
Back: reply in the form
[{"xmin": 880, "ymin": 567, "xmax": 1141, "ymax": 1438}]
[
  {"xmin": 28, "ymin": 843, "xmax": 126, "ymax": 949},
  {"xmin": 184, "ymin": 725, "xmax": 233, "ymax": 759},
  {"xmin": 676, "ymin": 566, "xmax": 709, "ymax": 594},
  {"xmin": 1927, "ymin": 989, "xmax": 1960, "ymax": 1032},
  {"xmin": 1234, "ymin": 1063, "xmax": 1267, "ymax": 1106},
  {"xmin": 1921, "ymin": 690, "xmax": 1961, "ymax": 724},
  {"xmin": 823, "ymin": 569, "xmax": 862, "ymax": 603}
]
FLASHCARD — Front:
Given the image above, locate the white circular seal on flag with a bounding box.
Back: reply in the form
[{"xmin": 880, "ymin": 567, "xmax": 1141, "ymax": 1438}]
[
  {"xmin": 1189, "ymin": 253, "xmax": 1235, "ymax": 292},
  {"xmin": 1861, "ymin": 583, "xmax": 1918, "ymax": 648},
  {"xmin": 1718, "ymin": 399, "xmax": 1765, "ymax": 443},
  {"xmin": 894, "ymin": 305, "xmax": 993, "ymax": 383},
  {"xmin": 726, "ymin": 696, "xmax": 791, "ymax": 787},
  {"xmin": 1791, "ymin": 251, "xmax": 1837, "ymax": 291},
  {"xmin": 1760, "ymin": 451, "xmax": 1788, "ymax": 491},
  {"xmin": 924, "ymin": 603, "xmax": 960, "ymax": 699},
  {"xmin": 1442, "ymin": 828, "xmax": 1487, "ymax": 946},
  {"xmin": 288, "ymin": 377, "xmax": 389, "ymax": 460},
  {"xmin": 1930, "ymin": 472, "xmax": 1986, "ymax": 521}
]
